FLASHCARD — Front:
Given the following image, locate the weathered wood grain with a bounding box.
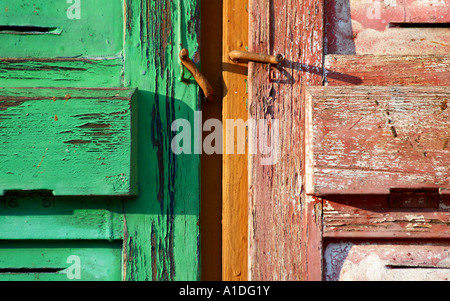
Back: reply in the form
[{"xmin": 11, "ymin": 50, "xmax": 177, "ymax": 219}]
[
  {"xmin": 323, "ymin": 196, "xmax": 450, "ymax": 239},
  {"xmin": 324, "ymin": 55, "xmax": 450, "ymax": 86},
  {"xmin": 305, "ymin": 86, "xmax": 450, "ymax": 196},
  {"xmin": 248, "ymin": 0, "xmax": 324, "ymax": 280},
  {"xmin": 324, "ymin": 242, "xmax": 450, "ymax": 281},
  {"xmin": 0, "ymin": 0, "xmax": 201, "ymax": 281},
  {"xmin": 0, "ymin": 241, "xmax": 122, "ymax": 281},
  {"xmin": 0, "ymin": 87, "xmax": 138, "ymax": 196},
  {"xmin": 0, "ymin": 58, "xmax": 124, "ymax": 87},
  {"xmin": 222, "ymin": 0, "xmax": 249, "ymax": 281},
  {"xmin": 122, "ymin": 0, "xmax": 201, "ymax": 281},
  {"xmin": 0, "ymin": 194, "xmax": 123, "ymax": 240},
  {"xmin": 302, "ymin": 195, "xmax": 324, "ymax": 280},
  {"xmin": 325, "ymin": 0, "xmax": 450, "ymax": 55},
  {"xmin": 319, "ymin": 0, "xmax": 450, "ymax": 283},
  {"xmin": 0, "ymin": 0, "xmax": 123, "ymax": 58}
]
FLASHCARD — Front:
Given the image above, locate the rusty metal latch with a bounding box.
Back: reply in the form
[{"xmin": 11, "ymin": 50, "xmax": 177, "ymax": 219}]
[
  {"xmin": 229, "ymin": 50, "xmax": 284, "ymax": 65},
  {"xmin": 179, "ymin": 48, "xmax": 214, "ymax": 101}
]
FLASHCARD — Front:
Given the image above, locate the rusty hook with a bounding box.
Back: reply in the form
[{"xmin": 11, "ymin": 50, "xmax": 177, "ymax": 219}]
[
  {"xmin": 179, "ymin": 48, "xmax": 214, "ymax": 101},
  {"xmin": 229, "ymin": 50, "xmax": 284, "ymax": 65}
]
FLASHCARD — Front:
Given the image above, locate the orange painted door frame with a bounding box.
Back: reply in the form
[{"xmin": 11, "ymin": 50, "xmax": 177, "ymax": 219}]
[
  {"xmin": 200, "ymin": 0, "xmax": 249, "ymax": 281},
  {"xmin": 222, "ymin": 0, "xmax": 249, "ymax": 281}
]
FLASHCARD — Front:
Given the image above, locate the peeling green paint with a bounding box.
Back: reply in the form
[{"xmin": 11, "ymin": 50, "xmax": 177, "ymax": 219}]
[
  {"xmin": 0, "ymin": 0, "xmax": 200, "ymax": 281},
  {"xmin": 0, "ymin": 0, "xmax": 123, "ymax": 58},
  {"xmin": 122, "ymin": 0, "xmax": 201, "ymax": 281},
  {"xmin": 0, "ymin": 58, "xmax": 124, "ymax": 87},
  {"xmin": 0, "ymin": 241, "xmax": 123, "ymax": 281},
  {"xmin": 0, "ymin": 88, "xmax": 138, "ymax": 196}
]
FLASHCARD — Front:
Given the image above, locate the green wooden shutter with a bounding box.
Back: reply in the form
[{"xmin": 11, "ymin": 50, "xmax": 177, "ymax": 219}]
[{"xmin": 0, "ymin": 0, "xmax": 201, "ymax": 281}]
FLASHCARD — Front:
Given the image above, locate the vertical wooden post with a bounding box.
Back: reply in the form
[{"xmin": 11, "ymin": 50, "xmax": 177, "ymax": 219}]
[
  {"xmin": 123, "ymin": 0, "xmax": 201, "ymax": 281},
  {"xmin": 201, "ymin": 0, "xmax": 224, "ymax": 281},
  {"xmin": 222, "ymin": 0, "xmax": 249, "ymax": 281},
  {"xmin": 301, "ymin": 195, "xmax": 323, "ymax": 280},
  {"xmin": 248, "ymin": 0, "xmax": 324, "ymax": 280}
]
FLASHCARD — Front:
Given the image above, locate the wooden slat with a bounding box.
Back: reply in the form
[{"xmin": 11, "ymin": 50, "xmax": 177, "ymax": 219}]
[
  {"xmin": 0, "ymin": 195, "xmax": 123, "ymax": 240},
  {"xmin": 302, "ymin": 195, "xmax": 324, "ymax": 280},
  {"xmin": 323, "ymin": 196, "xmax": 450, "ymax": 239},
  {"xmin": 248, "ymin": 0, "xmax": 324, "ymax": 280},
  {"xmin": 0, "ymin": 58, "xmax": 124, "ymax": 87},
  {"xmin": 324, "ymin": 242, "xmax": 450, "ymax": 281},
  {"xmin": 0, "ymin": 0, "xmax": 123, "ymax": 58},
  {"xmin": 325, "ymin": 0, "xmax": 450, "ymax": 55},
  {"xmin": 325, "ymin": 55, "xmax": 450, "ymax": 86},
  {"xmin": 305, "ymin": 86, "xmax": 450, "ymax": 196},
  {"xmin": 0, "ymin": 87, "xmax": 138, "ymax": 196},
  {"xmin": 222, "ymin": 0, "xmax": 248, "ymax": 281},
  {"xmin": 343, "ymin": 0, "xmax": 450, "ymax": 24},
  {"xmin": 0, "ymin": 241, "xmax": 123, "ymax": 281}
]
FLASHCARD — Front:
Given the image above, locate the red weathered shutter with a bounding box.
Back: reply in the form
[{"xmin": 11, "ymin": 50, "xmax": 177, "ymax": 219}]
[{"xmin": 249, "ymin": 0, "xmax": 450, "ymax": 280}]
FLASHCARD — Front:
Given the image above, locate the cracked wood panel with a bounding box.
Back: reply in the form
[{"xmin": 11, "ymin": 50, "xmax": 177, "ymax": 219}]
[
  {"xmin": 324, "ymin": 55, "xmax": 450, "ymax": 86},
  {"xmin": 323, "ymin": 196, "xmax": 450, "ymax": 238},
  {"xmin": 324, "ymin": 241, "xmax": 450, "ymax": 281},
  {"xmin": 325, "ymin": 0, "xmax": 450, "ymax": 55},
  {"xmin": 0, "ymin": 58, "xmax": 124, "ymax": 87},
  {"xmin": 0, "ymin": 0, "xmax": 130, "ymax": 281},
  {"xmin": 0, "ymin": 0, "xmax": 201, "ymax": 281},
  {"xmin": 121, "ymin": 0, "xmax": 201, "ymax": 281},
  {"xmin": 0, "ymin": 87, "xmax": 138, "ymax": 196},
  {"xmin": 305, "ymin": 86, "xmax": 450, "ymax": 196},
  {"xmin": 0, "ymin": 0, "xmax": 123, "ymax": 58},
  {"xmin": 0, "ymin": 241, "xmax": 123, "ymax": 281},
  {"xmin": 0, "ymin": 194, "xmax": 123, "ymax": 240},
  {"xmin": 248, "ymin": 0, "xmax": 324, "ymax": 280}
]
